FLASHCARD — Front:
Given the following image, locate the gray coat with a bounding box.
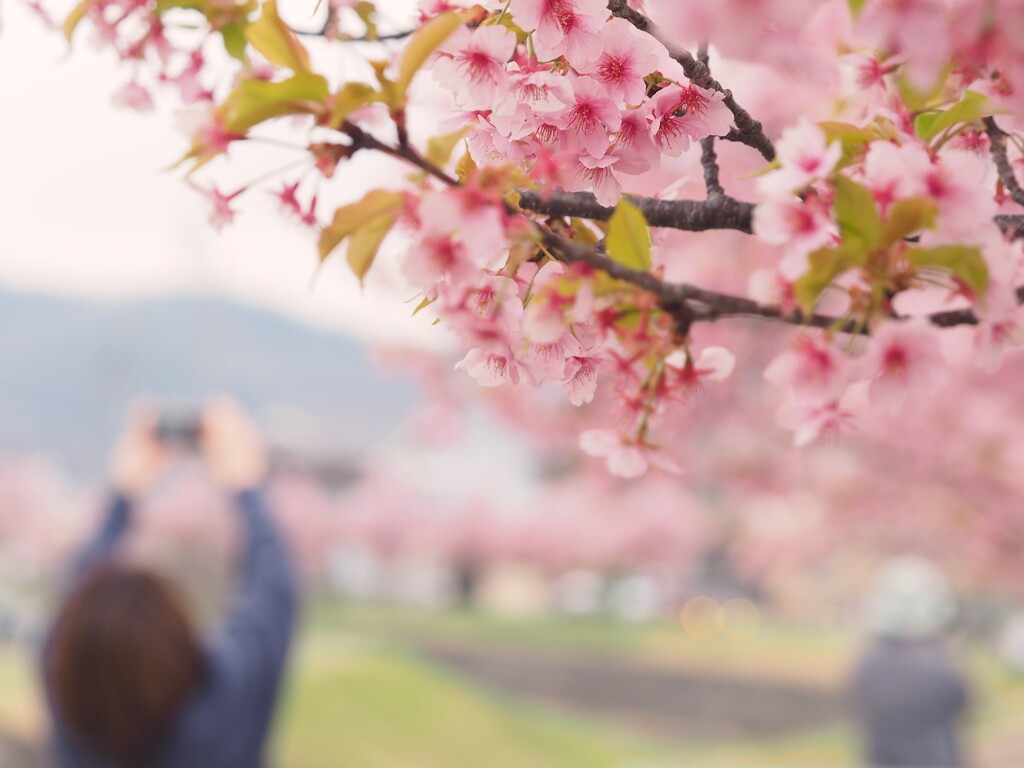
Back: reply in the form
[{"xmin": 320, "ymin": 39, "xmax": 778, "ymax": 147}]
[{"xmin": 851, "ymin": 638, "xmax": 970, "ymax": 768}]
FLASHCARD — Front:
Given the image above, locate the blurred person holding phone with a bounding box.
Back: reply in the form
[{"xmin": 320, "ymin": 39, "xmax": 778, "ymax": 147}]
[{"xmin": 41, "ymin": 399, "xmax": 296, "ymax": 768}]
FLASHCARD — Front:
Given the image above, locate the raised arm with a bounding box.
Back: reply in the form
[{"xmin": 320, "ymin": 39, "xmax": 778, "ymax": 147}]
[
  {"xmin": 210, "ymin": 488, "xmax": 296, "ymax": 691},
  {"xmin": 200, "ymin": 399, "xmax": 297, "ymax": 717},
  {"xmin": 70, "ymin": 409, "xmax": 168, "ymax": 581}
]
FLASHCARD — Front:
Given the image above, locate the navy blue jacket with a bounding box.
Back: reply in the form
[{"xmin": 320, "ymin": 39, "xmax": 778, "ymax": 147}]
[{"xmin": 45, "ymin": 489, "xmax": 296, "ymax": 768}]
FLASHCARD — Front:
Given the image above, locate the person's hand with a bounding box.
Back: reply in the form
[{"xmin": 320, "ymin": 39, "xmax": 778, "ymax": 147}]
[
  {"xmin": 110, "ymin": 405, "xmax": 168, "ymax": 498},
  {"xmin": 199, "ymin": 398, "xmax": 268, "ymax": 490}
]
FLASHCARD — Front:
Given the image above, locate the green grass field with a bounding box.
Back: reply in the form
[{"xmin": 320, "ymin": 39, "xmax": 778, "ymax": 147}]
[{"xmin": 3, "ymin": 603, "xmax": 1022, "ymax": 768}]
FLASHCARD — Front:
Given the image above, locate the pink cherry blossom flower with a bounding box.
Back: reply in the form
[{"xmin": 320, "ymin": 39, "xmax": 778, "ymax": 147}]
[
  {"xmin": 523, "ymin": 262, "xmax": 570, "ymax": 343},
  {"xmin": 663, "ymin": 346, "xmax": 736, "ymax": 399},
  {"xmin": 402, "ymin": 232, "xmax": 475, "ymax": 291},
  {"xmin": 778, "ymin": 398, "xmax": 856, "ymax": 447},
  {"xmin": 861, "ymin": 319, "xmax": 945, "ymax": 412},
  {"xmin": 647, "ymin": 84, "xmax": 731, "ymax": 156},
  {"xmin": 564, "ymin": 152, "xmax": 624, "ymax": 206},
  {"xmin": 510, "ymin": 0, "xmax": 607, "ymax": 68},
  {"xmin": 522, "ymin": 337, "xmax": 570, "ymax": 383},
  {"xmin": 754, "ymin": 189, "xmax": 837, "ymax": 279},
  {"xmin": 748, "ymin": 268, "xmax": 795, "ymax": 309},
  {"xmin": 177, "ymin": 109, "xmax": 245, "ymax": 165},
  {"xmin": 578, "ymin": 18, "xmax": 658, "ymax": 106},
  {"xmin": 579, "ymin": 429, "xmax": 682, "ymax": 479},
  {"xmin": 556, "ymin": 76, "xmax": 622, "ymax": 157},
  {"xmin": 165, "ymin": 50, "xmax": 213, "ymax": 104},
  {"xmin": 562, "ymin": 335, "xmax": 604, "ymax": 405},
  {"xmin": 112, "ymin": 80, "xmax": 154, "ymax": 112},
  {"xmin": 188, "ymin": 182, "xmax": 244, "ymax": 231},
  {"xmin": 456, "ymin": 345, "xmax": 522, "ymax": 387},
  {"xmin": 758, "ymin": 117, "xmax": 841, "ymax": 196},
  {"xmin": 273, "ymin": 181, "xmax": 302, "ymax": 217},
  {"xmin": 613, "ymin": 110, "xmax": 660, "ymax": 174},
  {"xmin": 861, "ymin": 140, "xmax": 932, "ymax": 214},
  {"xmin": 443, "ymin": 275, "xmax": 526, "ymax": 343},
  {"xmin": 434, "ymin": 25, "xmax": 517, "ymax": 109},
  {"xmin": 418, "ymin": 188, "xmax": 510, "ymax": 270},
  {"xmin": 921, "ymin": 151, "xmax": 998, "ymax": 241},
  {"xmin": 764, "ymin": 332, "xmax": 849, "ymax": 401},
  {"xmin": 974, "ymin": 313, "xmax": 1024, "ymax": 373},
  {"xmin": 754, "ymin": 193, "xmax": 834, "ymax": 261}
]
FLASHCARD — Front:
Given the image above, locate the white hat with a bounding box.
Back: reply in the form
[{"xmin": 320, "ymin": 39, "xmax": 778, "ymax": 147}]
[{"xmin": 863, "ymin": 556, "xmax": 957, "ymax": 639}]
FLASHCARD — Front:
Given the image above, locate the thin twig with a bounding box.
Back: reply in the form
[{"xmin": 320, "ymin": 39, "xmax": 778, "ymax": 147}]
[{"xmin": 606, "ymin": 0, "xmax": 776, "ymax": 162}]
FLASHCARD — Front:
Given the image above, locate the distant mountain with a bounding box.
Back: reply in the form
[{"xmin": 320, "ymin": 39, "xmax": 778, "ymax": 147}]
[{"xmin": 0, "ymin": 289, "xmax": 416, "ymax": 475}]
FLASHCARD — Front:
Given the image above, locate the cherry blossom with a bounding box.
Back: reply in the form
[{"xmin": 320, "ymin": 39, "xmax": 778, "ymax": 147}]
[
  {"xmin": 578, "ymin": 17, "xmax": 659, "ymax": 106},
  {"xmin": 861, "ymin": 320, "xmax": 946, "ymax": 412},
  {"xmin": 112, "ymin": 80, "xmax": 154, "ymax": 111},
  {"xmin": 434, "ymin": 26, "xmax": 517, "ymax": 109},
  {"xmin": 579, "ymin": 429, "xmax": 682, "ymax": 479},
  {"xmin": 509, "ymin": 0, "xmax": 608, "ymax": 68},
  {"xmin": 556, "ymin": 76, "xmax": 622, "ymax": 158},
  {"xmin": 188, "ymin": 182, "xmax": 244, "ymax": 231}
]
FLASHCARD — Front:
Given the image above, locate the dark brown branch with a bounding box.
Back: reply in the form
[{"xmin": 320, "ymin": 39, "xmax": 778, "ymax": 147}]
[
  {"xmin": 695, "ymin": 42, "xmax": 725, "ymax": 198},
  {"xmin": 607, "ymin": 0, "xmax": 776, "ymax": 162},
  {"xmin": 986, "ymin": 117, "xmax": 1024, "ymax": 209},
  {"xmin": 343, "ymin": 121, "xmax": 459, "ymax": 187},
  {"xmin": 700, "ymin": 137, "xmax": 725, "ymax": 197},
  {"xmin": 997, "ymin": 214, "xmax": 1024, "ymax": 240},
  {"xmin": 518, "ymin": 190, "xmax": 754, "ymax": 233},
  {"xmin": 342, "ymin": 119, "xmax": 1022, "ymax": 336},
  {"xmin": 543, "ymin": 229, "xmax": 1024, "ymax": 334}
]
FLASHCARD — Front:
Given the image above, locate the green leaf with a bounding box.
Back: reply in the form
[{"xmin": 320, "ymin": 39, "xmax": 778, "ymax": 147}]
[
  {"xmin": 847, "ymin": 0, "xmax": 867, "ymax": 14},
  {"xmin": 833, "ymin": 175, "xmax": 881, "ymax": 249},
  {"xmin": 454, "ymin": 148, "xmax": 476, "ymax": 184},
  {"xmin": 915, "ymin": 90, "xmax": 1005, "ymax": 141},
  {"xmin": 396, "ymin": 10, "xmax": 463, "ymax": 98},
  {"xmin": 913, "ymin": 111, "xmax": 943, "ymax": 141},
  {"xmin": 346, "ymin": 211, "xmax": 398, "ymax": 283},
  {"xmin": 220, "ymin": 73, "xmax": 329, "ymax": 134},
  {"xmin": 905, "ymin": 245, "xmax": 989, "ymax": 299},
  {"xmin": 793, "ymin": 244, "xmax": 867, "ymax": 314},
  {"xmin": 245, "ymin": 0, "xmax": 311, "ymax": 72},
  {"xmin": 412, "ymin": 295, "xmax": 436, "ymax": 315},
  {"xmin": 818, "ymin": 121, "xmax": 873, "ymax": 167},
  {"xmin": 881, "ymin": 197, "xmax": 939, "ymax": 245},
  {"xmin": 63, "ymin": 0, "xmax": 99, "ymax": 41},
  {"xmin": 319, "ymin": 190, "xmax": 405, "ymax": 263},
  {"xmin": 354, "ymin": 0, "xmax": 379, "ymax": 40},
  {"xmin": 426, "ymin": 128, "xmax": 469, "ymax": 168},
  {"xmin": 327, "ymin": 82, "xmax": 381, "ymax": 128},
  {"xmin": 221, "ymin": 22, "xmax": 249, "ymax": 62},
  {"xmin": 605, "ymin": 200, "xmax": 652, "ymax": 271},
  {"xmin": 897, "ymin": 67, "xmax": 949, "ymax": 111}
]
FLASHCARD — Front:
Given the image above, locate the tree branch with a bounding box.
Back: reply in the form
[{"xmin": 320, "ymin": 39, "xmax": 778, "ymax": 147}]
[
  {"xmin": 518, "ymin": 190, "xmax": 754, "ymax": 233},
  {"xmin": 342, "ymin": 119, "xmax": 1022, "ymax": 337},
  {"xmin": 700, "ymin": 138, "xmax": 725, "ymax": 197},
  {"xmin": 986, "ymin": 117, "xmax": 1024, "ymax": 209},
  {"xmin": 606, "ymin": 0, "xmax": 776, "ymax": 162}
]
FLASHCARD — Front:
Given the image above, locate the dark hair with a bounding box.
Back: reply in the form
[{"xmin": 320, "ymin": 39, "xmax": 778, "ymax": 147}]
[{"xmin": 48, "ymin": 563, "xmax": 205, "ymax": 766}]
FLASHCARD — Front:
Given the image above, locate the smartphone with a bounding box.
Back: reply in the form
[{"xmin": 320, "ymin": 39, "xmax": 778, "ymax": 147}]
[{"xmin": 155, "ymin": 413, "xmax": 203, "ymax": 448}]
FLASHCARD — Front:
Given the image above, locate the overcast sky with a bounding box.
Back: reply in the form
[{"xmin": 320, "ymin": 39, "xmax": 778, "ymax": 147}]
[{"xmin": 0, "ymin": 0, "xmax": 444, "ymax": 346}]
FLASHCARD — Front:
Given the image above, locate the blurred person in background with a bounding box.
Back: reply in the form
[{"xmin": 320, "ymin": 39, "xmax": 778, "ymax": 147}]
[
  {"xmin": 850, "ymin": 557, "xmax": 970, "ymax": 768},
  {"xmin": 41, "ymin": 400, "xmax": 296, "ymax": 768}
]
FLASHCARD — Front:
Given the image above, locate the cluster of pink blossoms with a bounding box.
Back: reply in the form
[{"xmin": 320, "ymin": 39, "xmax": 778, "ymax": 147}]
[
  {"xmin": 51, "ymin": 0, "xmax": 1024, "ymax": 476},
  {"xmin": 753, "ymin": 115, "xmax": 1024, "ymax": 445},
  {"xmin": 432, "ymin": 2, "xmax": 732, "ymax": 206}
]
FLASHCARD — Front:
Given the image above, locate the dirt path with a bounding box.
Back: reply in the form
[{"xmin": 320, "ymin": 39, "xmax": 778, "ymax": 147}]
[{"xmin": 418, "ymin": 640, "xmax": 844, "ymax": 741}]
